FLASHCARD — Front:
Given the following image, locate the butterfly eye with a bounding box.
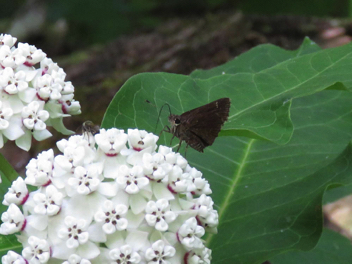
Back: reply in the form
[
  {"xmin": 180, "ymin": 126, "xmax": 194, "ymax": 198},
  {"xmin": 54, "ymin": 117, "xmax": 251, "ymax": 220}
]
[{"xmin": 175, "ymin": 118, "xmax": 181, "ymax": 125}]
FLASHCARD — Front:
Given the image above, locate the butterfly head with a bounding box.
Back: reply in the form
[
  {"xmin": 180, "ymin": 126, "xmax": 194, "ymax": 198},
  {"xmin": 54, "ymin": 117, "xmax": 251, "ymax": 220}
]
[{"xmin": 168, "ymin": 114, "xmax": 181, "ymax": 127}]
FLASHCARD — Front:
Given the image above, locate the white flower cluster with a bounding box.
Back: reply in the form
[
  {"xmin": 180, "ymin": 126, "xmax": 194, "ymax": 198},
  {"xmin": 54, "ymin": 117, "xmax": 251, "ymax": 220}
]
[
  {"xmin": 1, "ymin": 128, "xmax": 218, "ymax": 264},
  {"xmin": 0, "ymin": 34, "xmax": 81, "ymax": 150}
]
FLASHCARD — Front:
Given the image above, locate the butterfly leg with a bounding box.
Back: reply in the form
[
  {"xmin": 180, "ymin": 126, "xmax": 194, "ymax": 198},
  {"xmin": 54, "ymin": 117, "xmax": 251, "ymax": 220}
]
[
  {"xmin": 176, "ymin": 140, "xmax": 183, "ymax": 152},
  {"xmin": 184, "ymin": 144, "xmax": 189, "ymax": 157},
  {"xmin": 170, "ymin": 133, "xmax": 176, "ymax": 145},
  {"xmin": 159, "ymin": 125, "xmax": 171, "ymax": 137}
]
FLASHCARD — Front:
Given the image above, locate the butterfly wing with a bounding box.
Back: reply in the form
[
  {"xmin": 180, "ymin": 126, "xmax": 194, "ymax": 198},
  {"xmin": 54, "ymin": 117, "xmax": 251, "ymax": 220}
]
[{"xmin": 179, "ymin": 98, "xmax": 231, "ymax": 152}]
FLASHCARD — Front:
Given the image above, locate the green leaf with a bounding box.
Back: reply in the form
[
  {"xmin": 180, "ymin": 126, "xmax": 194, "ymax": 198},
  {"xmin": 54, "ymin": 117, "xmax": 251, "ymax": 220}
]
[
  {"xmin": 190, "ymin": 37, "xmax": 321, "ymax": 79},
  {"xmin": 102, "ymin": 88, "xmax": 352, "ymax": 264},
  {"xmin": 0, "ymin": 153, "xmax": 18, "ymax": 182},
  {"xmin": 323, "ymin": 183, "xmax": 352, "ymax": 204},
  {"xmin": 103, "ymin": 42, "xmax": 352, "ymax": 144},
  {"xmin": 0, "ymin": 235, "xmax": 22, "ymax": 259},
  {"xmin": 270, "ymin": 229, "xmax": 352, "ymax": 264}
]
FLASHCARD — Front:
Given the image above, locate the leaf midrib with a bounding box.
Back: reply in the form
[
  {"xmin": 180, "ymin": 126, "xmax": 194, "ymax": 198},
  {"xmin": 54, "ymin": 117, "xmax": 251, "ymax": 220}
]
[{"xmin": 206, "ymin": 138, "xmax": 255, "ymax": 246}]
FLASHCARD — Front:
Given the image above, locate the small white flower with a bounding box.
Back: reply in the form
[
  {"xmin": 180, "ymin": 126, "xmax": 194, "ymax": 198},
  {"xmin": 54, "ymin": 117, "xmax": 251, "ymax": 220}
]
[
  {"xmin": 68, "ymin": 166, "xmax": 101, "ymax": 195},
  {"xmin": 166, "ymin": 165, "xmax": 188, "ymax": 193},
  {"xmin": 193, "ymin": 194, "xmax": 218, "ymax": 232},
  {"xmin": 185, "ymin": 167, "xmax": 211, "ymax": 195},
  {"xmin": 0, "ymin": 100, "xmax": 13, "ymax": 129},
  {"xmin": 22, "ymin": 101, "xmax": 49, "ymax": 131},
  {"xmin": 59, "ymin": 94, "xmax": 81, "ymax": 115},
  {"xmin": 116, "ymin": 165, "xmax": 149, "ymax": 194},
  {"xmin": 0, "ymin": 34, "xmax": 17, "ymax": 47},
  {"xmin": 0, "ymin": 45, "xmax": 25, "ymax": 68},
  {"xmin": 62, "ymin": 254, "xmax": 91, "ymax": 264},
  {"xmin": 3, "ymin": 177, "xmax": 28, "ymax": 206},
  {"xmin": 94, "ymin": 200, "xmax": 128, "ymax": 234},
  {"xmin": 95, "ymin": 128, "xmax": 127, "ymax": 156},
  {"xmin": 22, "ymin": 236, "xmax": 51, "ymax": 264},
  {"xmin": 62, "ymin": 81, "xmax": 75, "ymax": 94},
  {"xmin": 0, "ymin": 203, "xmax": 26, "ymax": 235},
  {"xmin": 17, "ymin": 42, "xmax": 46, "ymax": 66},
  {"xmin": 145, "ymin": 240, "xmax": 175, "ymax": 264},
  {"xmin": 25, "ymin": 149, "xmax": 54, "ymax": 186},
  {"xmin": 58, "ymin": 216, "xmax": 89, "ymax": 249},
  {"xmin": 109, "ymin": 245, "xmax": 141, "ymax": 264},
  {"xmin": 145, "ymin": 199, "xmax": 176, "ymax": 231},
  {"xmin": 1, "ymin": 250, "xmax": 26, "ymax": 264},
  {"xmin": 186, "ymin": 247, "xmax": 212, "ymax": 264},
  {"xmin": 40, "ymin": 58, "xmax": 60, "ymax": 75},
  {"xmin": 177, "ymin": 217, "xmax": 205, "ymax": 250},
  {"xmin": 127, "ymin": 129, "xmax": 158, "ymax": 152},
  {"xmin": 33, "ymin": 185, "xmax": 63, "ymax": 215},
  {"xmin": 34, "ymin": 73, "xmax": 62, "ymax": 101},
  {"xmin": 0, "ymin": 67, "xmax": 28, "ymax": 94},
  {"xmin": 142, "ymin": 153, "xmax": 172, "ymax": 181}
]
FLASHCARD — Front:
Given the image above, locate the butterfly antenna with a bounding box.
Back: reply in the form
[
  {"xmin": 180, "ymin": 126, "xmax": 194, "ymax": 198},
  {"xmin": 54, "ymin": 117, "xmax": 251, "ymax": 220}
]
[{"xmin": 155, "ymin": 103, "xmax": 172, "ymax": 133}]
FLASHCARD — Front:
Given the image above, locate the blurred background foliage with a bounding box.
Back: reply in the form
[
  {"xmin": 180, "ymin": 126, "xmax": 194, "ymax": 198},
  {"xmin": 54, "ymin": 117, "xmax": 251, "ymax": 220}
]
[{"xmin": 0, "ymin": 0, "xmax": 349, "ymax": 58}]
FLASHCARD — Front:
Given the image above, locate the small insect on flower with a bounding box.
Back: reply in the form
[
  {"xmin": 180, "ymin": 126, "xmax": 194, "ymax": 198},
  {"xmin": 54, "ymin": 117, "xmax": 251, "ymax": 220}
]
[
  {"xmin": 78, "ymin": 121, "xmax": 100, "ymax": 146},
  {"xmin": 81, "ymin": 121, "xmax": 100, "ymax": 136},
  {"xmin": 158, "ymin": 98, "xmax": 231, "ymax": 153}
]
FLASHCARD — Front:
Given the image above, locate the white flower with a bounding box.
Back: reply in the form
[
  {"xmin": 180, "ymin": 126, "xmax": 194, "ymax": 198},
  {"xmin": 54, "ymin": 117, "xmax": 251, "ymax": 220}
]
[
  {"xmin": 22, "ymin": 236, "xmax": 50, "ymax": 264},
  {"xmin": 142, "ymin": 153, "xmax": 172, "ymax": 181},
  {"xmin": 177, "ymin": 217, "xmax": 205, "ymax": 250},
  {"xmin": 58, "ymin": 216, "xmax": 89, "ymax": 249},
  {"xmin": 0, "ymin": 45, "xmax": 25, "ymax": 68},
  {"xmin": 17, "ymin": 42, "xmax": 46, "ymax": 66},
  {"xmin": 3, "ymin": 177, "xmax": 28, "ymax": 206},
  {"xmin": 62, "ymin": 254, "xmax": 91, "ymax": 264},
  {"xmin": 95, "ymin": 128, "xmax": 127, "ymax": 156},
  {"xmin": 68, "ymin": 166, "xmax": 101, "ymax": 195},
  {"xmin": 109, "ymin": 245, "xmax": 141, "ymax": 264},
  {"xmin": 0, "ymin": 67, "xmax": 28, "ymax": 94},
  {"xmin": 186, "ymin": 247, "xmax": 212, "ymax": 264},
  {"xmin": 0, "ymin": 203, "xmax": 26, "ymax": 235},
  {"xmin": 1, "ymin": 128, "xmax": 217, "ymax": 263},
  {"xmin": 127, "ymin": 129, "xmax": 158, "ymax": 152},
  {"xmin": 145, "ymin": 240, "xmax": 175, "ymax": 264},
  {"xmin": 0, "ymin": 34, "xmax": 80, "ymax": 150},
  {"xmin": 145, "ymin": 199, "xmax": 177, "ymax": 231},
  {"xmin": 34, "ymin": 73, "xmax": 62, "ymax": 101},
  {"xmin": 40, "ymin": 58, "xmax": 59, "ymax": 75},
  {"xmin": 1, "ymin": 251, "xmax": 26, "ymax": 264},
  {"xmin": 116, "ymin": 165, "xmax": 149, "ymax": 194},
  {"xmin": 94, "ymin": 200, "xmax": 128, "ymax": 234},
  {"xmin": 0, "ymin": 100, "xmax": 13, "ymax": 129},
  {"xmin": 33, "ymin": 185, "xmax": 63, "ymax": 215},
  {"xmin": 0, "ymin": 34, "xmax": 17, "ymax": 47},
  {"xmin": 22, "ymin": 101, "xmax": 49, "ymax": 131},
  {"xmin": 25, "ymin": 149, "xmax": 54, "ymax": 186}
]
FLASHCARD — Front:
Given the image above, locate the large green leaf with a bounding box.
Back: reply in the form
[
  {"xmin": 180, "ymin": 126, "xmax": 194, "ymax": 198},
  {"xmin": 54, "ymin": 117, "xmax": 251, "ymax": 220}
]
[
  {"xmin": 270, "ymin": 229, "xmax": 352, "ymax": 264},
  {"xmin": 190, "ymin": 37, "xmax": 321, "ymax": 79},
  {"xmin": 103, "ymin": 42, "xmax": 352, "ymax": 145},
  {"xmin": 102, "ymin": 81, "xmax": 352, "ymax": 264}
]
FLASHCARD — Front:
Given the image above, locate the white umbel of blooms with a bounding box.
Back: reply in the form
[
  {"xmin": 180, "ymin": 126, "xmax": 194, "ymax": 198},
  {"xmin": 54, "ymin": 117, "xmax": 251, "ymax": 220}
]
[
  {"xmin": 0, "ymin": 128, "xmax": 218, "ymax": 264},
  {"xmin": 0, "ymin": 33, "xmax": 81, "ymax": 151}
]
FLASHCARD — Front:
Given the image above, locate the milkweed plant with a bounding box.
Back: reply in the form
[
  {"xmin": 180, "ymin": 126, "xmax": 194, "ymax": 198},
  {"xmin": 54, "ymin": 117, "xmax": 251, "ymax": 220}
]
[{"xmin": 0, "ymin": 34, "xmax": 217, "ymax": 264}]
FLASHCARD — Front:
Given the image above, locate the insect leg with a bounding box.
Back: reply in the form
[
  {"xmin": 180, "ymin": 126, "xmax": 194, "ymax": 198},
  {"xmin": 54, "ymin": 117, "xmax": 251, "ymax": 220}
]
[
  {"xmin": 184, "ymin": 144, "xmax": 189, "ymax": 157},
  {"xmin": 159, "ymin": 125, "xmax": 171, "ymax": 137},
  {"xmin": 176, "ymin": 140, "xmax": 183, "ymax": 152}
]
